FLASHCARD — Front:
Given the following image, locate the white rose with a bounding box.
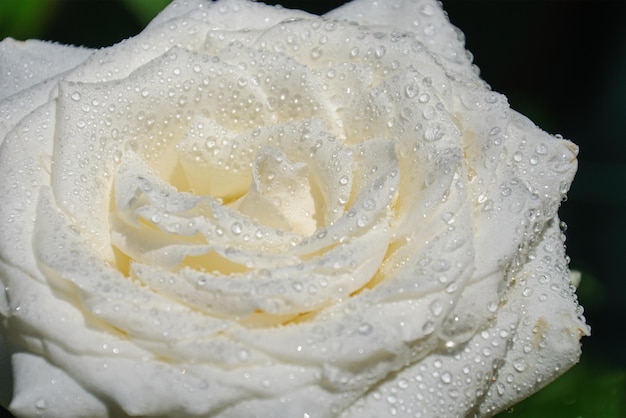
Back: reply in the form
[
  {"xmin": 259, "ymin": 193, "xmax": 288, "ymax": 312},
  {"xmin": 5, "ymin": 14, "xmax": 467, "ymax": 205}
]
[{"xmin": 0, "ymin": 0, "xmax": 589, "ymax": 417}]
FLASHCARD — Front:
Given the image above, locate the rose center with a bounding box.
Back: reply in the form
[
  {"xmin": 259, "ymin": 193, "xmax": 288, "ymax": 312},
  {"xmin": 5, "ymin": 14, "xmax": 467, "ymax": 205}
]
[{"xmin": 170, "ymin": 117, "xmax": 321, "ymax": 235}]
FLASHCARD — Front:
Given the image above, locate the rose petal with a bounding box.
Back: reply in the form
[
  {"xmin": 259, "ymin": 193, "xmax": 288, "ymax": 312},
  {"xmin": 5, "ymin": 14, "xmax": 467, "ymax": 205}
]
[
  {"xmin": 8, "ymin": 351, "xmax": 107, "ymax": 418},
  {"xmin": 326, "ymin": 0, "xmax": 478, "ymax": 82},
  {"xmin": 465, "ymin": 102, "xmax": 578, "ymax": 280},
  {"xmin": 184, "ymin": 0, "xmax": 311, "ymax": 31},
  {"xmin": 33, "ymin": 188, "xmax": 230, "ymax": 347},
  {"xmin": 60, "ymin": 0, "xmax": 310, "ymax": 86},
  {"xmin": 132, "ymin": 219, "xmax": 390, "ymax": 318},
  {"xmin": 0, "ymin": 103, "xmax": 55, "ymax": 280},
  {"xmin": 476, "ymin": 218, "xmax": 589, "ymax": 415},
  {"xmin": 337, "ymin": 220, "xmax": 587, "ymax": 417},
  {"xmin": 0, "ymin": 39, "xmax": 92, "ymax": 144},
  {"xmin": 0, "ymin": 38, "xmax": 91, "ymax": 101},
  {"xmin": 176, "ymin": 117, "xmax": 251, "ymax": 199},
  {"xmin": 339, "ymin": 311, "xmax": 519, "ymax": 417}
]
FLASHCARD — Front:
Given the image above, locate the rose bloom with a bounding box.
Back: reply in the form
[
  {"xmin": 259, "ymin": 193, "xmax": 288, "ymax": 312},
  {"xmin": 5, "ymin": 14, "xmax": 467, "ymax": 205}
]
[{"xmin": 0, "ymin": 0, "xmax": 589, "ymax": 417}]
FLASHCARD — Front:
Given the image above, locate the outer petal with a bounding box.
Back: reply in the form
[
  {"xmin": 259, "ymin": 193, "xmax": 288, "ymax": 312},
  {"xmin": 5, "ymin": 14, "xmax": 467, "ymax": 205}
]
[
  {"xmin": 8, "ymin": 352, "xmax": 107, "ymax": 418},
  {"xmin": 0, "ymin": 102, "xmax": 55, "ymax": 281},
  {"xmin": 326, "ymin": 0, "xmax": 478, "ymax": 82},
  {"xmin": 0, "ymin": 39, "xmax": 92, "ymax": 143},
  {"xmin": 60, "ymin": 0, "xmax": 311, "ymax": 86},
  {"xmin": 476, "ymin": 219, "xmax": 589, "ymax": 416},
  {"xmin": 0, "ymin": 39, "xmax": 92, "ymax": 101},
  {"xmin": 148, "ymin": 0, "xmax": 312, "ymax": 31},
  {"xmin": 338, "ymin": 219, "xmax": 587, "ymax": 418},
  {"xmin": 339, "ymin": 310, "xmax": 519, "ymax": 417}
]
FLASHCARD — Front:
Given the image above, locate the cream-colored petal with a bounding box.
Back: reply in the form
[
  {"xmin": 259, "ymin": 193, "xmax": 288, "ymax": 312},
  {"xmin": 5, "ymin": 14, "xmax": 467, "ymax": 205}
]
[
  {"xmin": 241, "ymin": 146, "xmax": 317, "ymax": 234},
  {"xmin": 188, "ymin": 0, "xmax": 312, "ymax": 31},
  {"xmin": 0, "ymin": 103, "xmax": 55, "ymax": 280},
  {"xmin": 133, "ymin": 219, "xmax": 390, "ymax": 318},
  {"xmin": 476, "ymin": 219, "xmax": 588, "ymax": 416},
  {"xmin": 339, "ymin": 311, "xmax": 519, "ymax": 417},
  {"xmin": 8, "ymin": 351, "xmax": 107, "ymax": 418},
  {"xmin": 0, "ymin": 39, "xmax": 91, "ymax": 145},
  {"xmin": 0, "ymin": 38, "xmax": 91, "ymax": 101},
  {"xmin": 326, "ymin": 0, "xmax": 478, "ymax": 82},
  {"xmin": 33, "ymin": 188, "xmax": 228, "ymax": 350},
  {"xmin": 461, "ymin": 89, "xmax": 578, "ymax": 281}
]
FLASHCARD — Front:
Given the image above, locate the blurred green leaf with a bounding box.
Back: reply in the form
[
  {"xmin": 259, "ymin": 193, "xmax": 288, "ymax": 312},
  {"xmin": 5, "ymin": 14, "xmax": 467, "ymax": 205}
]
[
  {"xmin": 0, "ymin": 0, "xmax": 59, "ymax": 40},
  {"xmin": 495, "ymin": 355, "xmax": 625, "ymax": 418},
  {"xmin": 121, "ymin": 0, "xmax": 172, "ymax": 25}
]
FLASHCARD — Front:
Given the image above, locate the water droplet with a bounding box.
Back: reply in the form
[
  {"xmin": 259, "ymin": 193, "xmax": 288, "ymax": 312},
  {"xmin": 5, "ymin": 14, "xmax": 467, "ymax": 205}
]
[
  {"xmin": 539, "ymin": 274, "xmax": 550, "ymax": 284},
  {"xmin": 429, "ymin": 299, "xmax": 443, "ymax": 316},
  {"xmin": 433, "ymin": 259, "xmax": 450, "ymax": 272},
  {"xmin": 437, "ymin": 314, "xmax": 477, "ymax": 344},
  {"xmin": 424, "ymin": 124, "xmax": 444, "ymax": 141},
  {"xmin": 205, "ymin": 137, "xmax": 217, "ymax": 149},
  {"xmin": 496, "ymin": 382, "xmax": 506, "ymax": 396},
  {"xmin": 362, "ymin": 198, "xmax": 375, "ymax": 211},
  {"xmin": 405, "ymin": 84, "xmax": 418, "ymax": 98},
  {"xmin": 70, "ymin": 92, "xmax": 81, "ymax": 101},
  {"xmin": 444, "ymin": 237, "xmax": 465, "ymax": 252},
  {"xmin": 237, "ymin": 349, "xmax": 250, "ymax": 362},
  {"xmin": 357, "ymin": 323, "xmax": 373, "ymax": 335},
  {"xmin": 489, "ymin": 127, "xmax": 501, "ymax": 136},
  {"xmin": 535, "ymin": 143, "xmax": 547, "ymax": 155},
  {"xmin": 420, "ymin": 4, "xmax": 435, "ymax": 16},
  {"xmin": 231, "ymin": 222, "xmax": 242, "ymax": 235},
  {"xmin": 513, "ymin": 358, "xmax": 527, "ymax": 372},
  {"xmin": 440, "ymin": 371, "xmax": 452, "ymax": 384},
  {"xmin": 311, "ymin": 47, "xmax": 322, "ymax": 59}
]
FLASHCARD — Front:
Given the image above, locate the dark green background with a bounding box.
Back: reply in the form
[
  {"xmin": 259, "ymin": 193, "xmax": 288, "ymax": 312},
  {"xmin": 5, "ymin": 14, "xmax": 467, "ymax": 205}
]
[{"xmin": 0, "ymin": 1, "xmax": 624, "ymax": 417}]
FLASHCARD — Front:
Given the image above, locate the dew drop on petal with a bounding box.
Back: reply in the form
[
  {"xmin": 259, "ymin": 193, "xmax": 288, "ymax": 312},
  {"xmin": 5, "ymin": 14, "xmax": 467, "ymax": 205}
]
[
  {"xmin": 440, "ymin": 371, "xmax": 452, "ymax": 384},
  {"xmin": 513, "ymin": 358, "xmax": 527, "ymax": 372},
  {"xmin": 357, "ymin": 323, "xmax": 373, "ymax": 336},
  {"xmin": 35, "ymin": 399, "xmax": 47, "ymax": 410},
  {"xmin": 231, "ymin": 222, "xmax": 242, "ymax": 235}
]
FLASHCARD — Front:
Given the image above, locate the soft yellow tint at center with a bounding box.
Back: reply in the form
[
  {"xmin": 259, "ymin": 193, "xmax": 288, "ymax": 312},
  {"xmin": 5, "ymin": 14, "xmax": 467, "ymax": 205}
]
[{"xmin": 180, "ymin": 250, "xmax": 250, "ymax": 275}]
